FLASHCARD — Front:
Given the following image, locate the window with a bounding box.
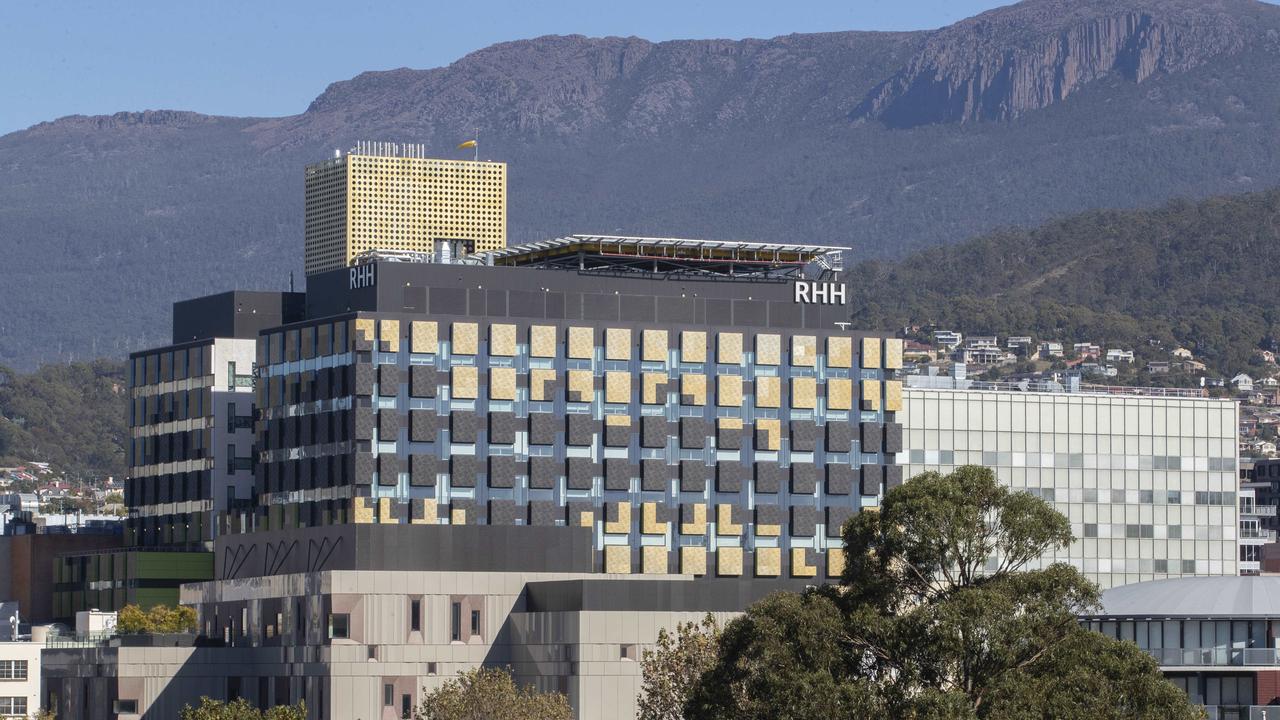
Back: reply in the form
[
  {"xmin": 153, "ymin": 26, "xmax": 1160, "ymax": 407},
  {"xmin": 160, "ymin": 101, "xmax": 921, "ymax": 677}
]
[
  {"xmin": 227, "ymin": 444, "xmax": 236, "ymax": 475},
  {"xmin": 384, "ymin": 683, "xmax": 394, "ymax": 706},
  {"xmin": 114, "ymin": 699, "xmax": 139, "ymax": 714},
  {"xmin": 471, "ymin": 610, "xmax": 481, "ymax": 637},
  {"xmin": 410, "ymin": 599, "xmax": 421, "ymax": 632},
  {"xmin": 0, "ymin": 698, "xmax": 27, "ymax": 715},
  {"xmin": 328, "ymin": 613, "xmax": 350, "ymax": 639},
  {"xmin": 1083, "ymin": 524, "xmax": 1098, "ymax": 538},
  {"xmin": 402, "ymin": 694, "xmax": 412, "ymax": 719},
  {"xmin": 0, "ymin": 660, "xmax": 26, "ymax": 680},
  {"xmin": 450, "ymin": 602, "xmax": 462, "ymax": 642}
]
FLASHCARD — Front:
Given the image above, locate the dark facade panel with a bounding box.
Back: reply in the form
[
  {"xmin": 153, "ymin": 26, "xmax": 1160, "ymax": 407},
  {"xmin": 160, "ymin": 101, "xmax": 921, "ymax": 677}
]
[
  {"xmin": 604, "ymin": 459, "xmax": 634, "ymax": 492},
  {"xmin": 529, "ymin": 501, "xmax": 559, "ymax": 526},
  {"xmin": 790, "ymin": 506, "xmax": 818, "ymax": 537},
  {"xmin": 860, "ymin": 422, "xmax": 882, "ymax": 453},
  {"xmin": 679, "ymin": 461, "xmax": 709, "ymax": 493},
  {"xmin": 717, "ymin": 423, "xmax": 743, "ymax": 450},
  {"xmin": 826, "ymin": 506, "xmax": 855, "ymax": 538},
  {"xmin": 885, "ymin": 465, "xmax": 904, "ymax": 491},
  {"xmin": 489, "ymin": 413, "xmax": 517, "ymax": 445},
  {"xmin": 529, "ymin": 413, "xmax": 558, "ymax": 446},
  {"xmin": 790, "ymin": 463, "xmax": 818, "ymax": 495},
  {"xmin": 716, "ymin": 462, "xmax": 745, "ymax": 493},
  {"xmin": 529, "ymin": 456, "xmax": 561, "ymax": 490},
  {"xmin": 826, "ymin": 422, "xmax": 852, "ymax": 453},
  {"xmin": 826, "ymin": 464, "xmax": 854, "ymax": 495},
  {"xmin": 409, "ymin": 365, "xmax": 437, "ymax": 398},
  {"xmin": 487, "ymin": 456, "xmax": 524, "ymax": 488},
  {"xmin": 377, "ymin": 454, "xmax": 400, "ymax": 486},
  {"xmin": 409, "ymin": 410, "xmax": 439, "ymax": 443},
  {"xmin": 377, "ymin": 364, "xmax": 400, "ymax": 390},
  {"xmin": 860, "ymin": 464, "xmax": 884, "ymax": 496},
  {"xmin": 567, "ymin": 458, "xmax": 598, "ymax": 491},
  {"xmin": 754, "ymin": 463, "xmax": 784, "ymax": 494},
  {"xmin": 450, "ymin": 456, "xmax": 482, "ymax": 488},
  {"xmin": 604, "ymin": 422, "xmax": 631, "ymax": 448},
  {"xmin": 567, "ymin": 414, "xmax": 596, "ymax": 447},
  {"xmin": 377, "ymin": 411, "xmax": 401, "ymax": 439},
  {"xmin": 885, "ymin": 422, "xmax": 904, "ymax": 454},
  {"xmin": 790, "ymin": 422, "xmax": 821, "ymax": 452},
  {"xmin": 642, "ymin": 460, "xmax": 671, "ymax": 492},
  {"xmin": 488, "ymin": 500, "xmax": 521, "ymax": 526},
  {"xmin": 641, "ymin": 416, "xmax": 670, "ymax": 449},
  {"xmin": 680, "ymin": 418, "xmax": 708, "ymax": 449},
  {"xmin": 409, "ymin": 455, "xmax": 441, "ymax": 486}
]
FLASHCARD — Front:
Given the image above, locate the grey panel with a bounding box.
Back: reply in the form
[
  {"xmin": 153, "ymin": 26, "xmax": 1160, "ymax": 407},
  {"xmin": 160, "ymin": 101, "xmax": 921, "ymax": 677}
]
[
  {"xmin": 354, "ymin": 454, "xmax": 375, "ymax": 486},
  {"xmin": 378, "ymin": 454, "xmax": 400, "ymax": 486},
  {"xmin": 451, "ymin": 498, "xmax": 480, "ymax": 524},
  {"xmin": 529, "ymin": 500, "xmax": 560, "ymax": 526},
  {"xmin": 529, "ymin": 413, "xmax": 558, "ymax": 446},
  {"xmin": 826, "ymin": 423, "xmax": 853, "ymax": 453},
  {"xmin": 450, "ymin": 413, "xmax": 480, "ymax": 444},
  {"xmin": 754, "ymin": 463, "xmax": 784, "ymax": 494},
  {"xmin": 680, "ymin": 417, "xmax": 708, "ymax": 449},
  {"xmin": 355, "ymin": 364, "xmax": 375, "ymax": 396},
  {"xmin": 679, "ymin": 461, "xmax": 709, "ymax": 493},
  {"xmin": 885, "ymin": 464, "xmax": 904, "ymax": 491},
  {"xmin": 567, "ymin": 457, "xmax": 598, "ymax": 491},
  {"xmin": 717, "ymin": 422, "xmax": 743, "ymax": 450},
  {"xmin": 378, "ymin": 364, "xmax": 400, "ymax": 390},
  {"xmin": 860, "ymin": 464, "xmax": 884, "ymax": 496},
  {"xmin": 489, "ymin": 412, "xmax": 517, "ymax": 445},
  {"xmin": 377, "ymin": 411, "xmax": 401, "ymax": 439},
  {"xmin": 409, "ymin": 410, "xmax": 439, "ymax": 443},
  {"xmin": 790, "ymin": 422, "xmax": 821, "ymax": 452},
  {"xmin": 825, "ymin": 464, "xmax": 855, "ymax": 495},
  {"xmin": 790, "ymin": 506, "xmax": 818, "ymax": 537},
  {"xmin": 488, "ymin": 456, "xmax": 524, "ymax": 488},
  {"xmin": 529, "ymin": 456, "xmax": 561, "ymax": 490},
  {"xmin": 790, "ymin": 463, "xmax": 818, "ymax": 495},
  {"xmin": 860, "ymin": 422, "xmax": 883, "ymax": 452},
  {"xmin": 716, "ymin": 462, "xmax": 745, "ymax": 493},
  {"xmin": 450, "ymin": 456, "xmax": 482, "ymax": 488},
  {"xmin": 409, "ymin": 455, "xmax": 440, "ymax": 487},
  {"xmin": 604, "ymin": 458, "xmax": 635, "ymax": 491},
  {"xmin": 642, "ymin": 460, "xmax": 671, "ymax": 492},
  {"xmin": 566, "ymin": 501, "xmax": 594, "ymax": 528},
  {"xmin": 567, "ymin": 414, "xmax": 597, "ymax": 447},
  {"xmin": 826, "ymin": 506, "xmax": 855, "ymax": 538},
  {"xmin": 680, "ymin": 503, "xmax": 703, "ymax": 529},
  {"xmin": 488, "ymin": 500, "xmax": 521, "ymax": 526},
  {"xmin": 885, "ymin": 423, "xmax": 904, "ymax": 454},
  {"xmin": 641, "ymin": 416, "xmax": 671, "ymax": 449},
  {"xmin": 409, "ymin": 365, "xmax": 438, "ymax": 398},
  {"xmin": 604, "ymin": 422, "xmax": 631, "ymax": 448},
  {"xmin": 755, "ymin": 503, "xmax": 784, "ymax": 528}
]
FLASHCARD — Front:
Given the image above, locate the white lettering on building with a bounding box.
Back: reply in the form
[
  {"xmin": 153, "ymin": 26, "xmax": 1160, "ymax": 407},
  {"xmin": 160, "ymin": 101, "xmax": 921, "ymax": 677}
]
[
  {"xmin": 794, "ymin": 280, "xmax": 847, "ymax": 305},
  {"xmin": 349, "ymin": 264, "xmax": 376, "ymax": 290}
]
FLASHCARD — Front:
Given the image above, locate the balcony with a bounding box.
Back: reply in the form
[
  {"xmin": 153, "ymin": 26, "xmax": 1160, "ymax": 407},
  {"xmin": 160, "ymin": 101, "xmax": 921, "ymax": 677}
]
[
  {"xmin": 1241, "ymin": 504, "xmax": 1278, "ymax": 517},
  {"xmin": 230, "ymin": 374, "xmax": 254, "ymax": 388},
  {"xmin": 1239, "ymin": 528, "xmax": 1277, "ymax": 542},
  {"xmin": 1146, "ymin": 646, "xmax": 1280, "ymax": 667}
]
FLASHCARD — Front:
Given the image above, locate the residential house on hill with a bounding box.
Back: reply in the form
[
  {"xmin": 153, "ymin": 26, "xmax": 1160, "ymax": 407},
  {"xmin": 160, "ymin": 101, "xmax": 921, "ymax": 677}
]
[
  {"xmin": 1106, "ymin": 349, "xmax": 1135, "ymax": 364},
  {"xmin": 1235, "ymin": 374, "xmax": 1256, "ymax": 393}
]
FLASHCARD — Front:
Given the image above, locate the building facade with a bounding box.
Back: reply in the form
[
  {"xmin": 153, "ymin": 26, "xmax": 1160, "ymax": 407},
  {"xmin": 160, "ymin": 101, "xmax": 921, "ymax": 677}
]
[
  {"xmin": 303, "ymin": 143, "xmax": 508, "ymax": 276},
  {"xmin": 0, "ymin": 638, "xmax": 39, "ymax": 718},
  {"xmin": 900, "ymin": 383, "xmax": 1240, "ymax": 589}
]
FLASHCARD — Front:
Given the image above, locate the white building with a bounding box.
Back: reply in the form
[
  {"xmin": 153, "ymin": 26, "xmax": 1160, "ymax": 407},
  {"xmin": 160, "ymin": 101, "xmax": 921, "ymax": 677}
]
[
  {"xmin": 1233, "ymin": 374, "xmax": 1255, "ymax": 393},
  {"xmin": 1106, "ymin": 349, "xmax": 1135, "ymax": 364},
  {"xmin": 1039, "ymin": 341, "xmax": 1064, "ymax": 359},
  {"xmin": 0, "ymin": 639, "xmax": 40, "ymax": 718},
  {"xmin": 933, "ymin": 330, "xmax": 963, "ymax": 351},
  {"xmin": 901, "ymin": 383, "xmax": 1239, "ymax": 589}
]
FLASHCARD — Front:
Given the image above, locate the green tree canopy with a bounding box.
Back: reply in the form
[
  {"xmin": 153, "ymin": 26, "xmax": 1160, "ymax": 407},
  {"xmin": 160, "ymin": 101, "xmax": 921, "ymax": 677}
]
[
  {"xmin": 115, "ymin": 603, "xmax": 197, "ymax": 634},
  {"xmin": 415, "ymin": 666, "xmax": 572, "ymax": 720},
  {"xmin": 178, "ymin": 697, "xmax": 305, "ymax": 720},
  {"xmin": 683, "ymin": 466, "xmax": 1202, "ymax": 720}
]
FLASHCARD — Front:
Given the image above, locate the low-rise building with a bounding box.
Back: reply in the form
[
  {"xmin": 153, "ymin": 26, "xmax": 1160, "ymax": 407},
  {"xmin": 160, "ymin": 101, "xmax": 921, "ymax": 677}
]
[
  {"xmin": 0, "ymin": 634, "xmax": 40, "ymax": 718},
  {"xmin": 1234, "ymin": 374, "xmax": 1255, "ymax": 393},
  {"xmin": 932, "ymin": 330, "xmax": 963, "ymax": 351},
  {"xmin": 1106, "ymin": 349, "xmax": 1135, "ymax": 364},
  {"xmin": 1039, "ymin": 341, "xmax": 1064, "ymax": 359}
]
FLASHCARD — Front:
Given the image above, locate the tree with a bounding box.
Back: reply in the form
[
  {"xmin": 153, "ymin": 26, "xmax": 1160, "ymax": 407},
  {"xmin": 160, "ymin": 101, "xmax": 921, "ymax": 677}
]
[
  {"xmin": 115, "ymin": 603, "xmax": 197, "ymax": 634},
  {"xmin": 685, "ymin": 466, "xmax": 1202, "ymax": 720},
  {"xmin": 416, "ymin": 667, "xmax": 572, "ymax": 720},
  {"xmin": 179, "ymin": 697, "xmax": 306, "ymax": 720},
  {"xmin": 637, "ymin": 614, "xmax": 722, "ymax": 720}
]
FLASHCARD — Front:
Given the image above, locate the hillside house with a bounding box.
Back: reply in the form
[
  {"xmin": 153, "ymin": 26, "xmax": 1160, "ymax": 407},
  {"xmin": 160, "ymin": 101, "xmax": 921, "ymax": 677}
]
[
  {"xmin": 1235, "ymin": 374, "xmax": 1256, "ymax": 393},
  {"xmin": 1039, "ymin": 341, "xmax": 1064, "ymax": 359},
  {"xmin": 1171, "ymin": 347, "xmax": 1194, "ymax": 360},
  {"xmin": 1106, "ymin": 349, "xmax": 1135, "ymax": 363}
]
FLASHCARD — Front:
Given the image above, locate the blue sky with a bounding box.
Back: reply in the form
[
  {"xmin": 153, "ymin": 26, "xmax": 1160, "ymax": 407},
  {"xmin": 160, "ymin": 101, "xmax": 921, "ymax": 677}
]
[{"xmin": 3, "ymin": 0, "xmax": 1262, "ymax": 136}]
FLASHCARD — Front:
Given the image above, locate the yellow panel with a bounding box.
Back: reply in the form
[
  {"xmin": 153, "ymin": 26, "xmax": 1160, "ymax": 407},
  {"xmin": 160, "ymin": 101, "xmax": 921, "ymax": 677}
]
[
  {"xmin": 642, "ymin": 546, "xmax": 669, "ymax": 575},
  {"xmin": 716, "ymin": 547, "xmax": 743, "ymax": 577},
  {"xmin": 827, "ymin": 337, "xmax": 853, "ymax": 368},
  {"xmin": 410, "ymin": 321, "xmax": 438, "ymax": 354},
  {"xmin": 862, "ymin": 337, "xmax": 882, "ymax": 369},
  {"xmin": 885, "ymin": 338, "xmax": 904, "ymax": 370},
  {"xmin": 642, "ymin": 502, "xmax": 668, "ymax": 535},
  {"xmin": 410, "ymin": 498, "xmax": 437, "ymax": 525},
  {"xmin": 680, "ymin": 546, "xmax": 707, "ymax": 576},
  {"xmin": 450, "ymin": 507, "xmax": 467, "ymax": 525},
  {"xmin": 716, "ymin": 504, "xmax": 742, "ymax": 536},
  {"xmin": 379, "ymin": 320, "xmax": 401, "ymax": 352},
  {"xmin": 605, "ymin": 545, "xmax": 632, "ymax": 574},
  {"xmin": 489, "ymin": 323, "xmax": 517, "ymax": 357},
  {"xmin": 755, "ymin": 334, "xmax": 781, "ymax": 365},
  {"xmin": 791, "ymin": 548, "xmax": 817, "ymax": 578},
  {"xmin": 718, "ymin": 417, "xmax": 743, "ymax": 431},
  {"xmin": 885, "ymin": 380, "xmax": 903, "ymax": 413},
  {"xmin": 568, "ymin": 370, "xmax": 594, "ymax": 403},
  {"xmin": 355, "ymin": 318, "xmax": 376, "ymax": 344},
  {"xmin": 828, "ymin": 378, "xmax": 853, "ymax": 410},
  {"xmin": 490, "ymin": 367, "xmax": 517, "ymax": 401},
  {"xmin": 577, "ymin": 510, "xmax": 595, "ymax": 528},
  {"xmin": 452, "ymin": 366, "xmax": 479, "ymax": 399},
  {"xmin": 606, "ymin": 414, "xmax": 631, "ymax": 427},
  {"xmin": 567, "ymin": 327, "xmax": 593, "ymax": 359},
  {"xmin": 756, "ymin": 376, "xmax": 781, "ymax": 408},
  {"xmin": 827, "ymin": 548, "xmax": 846, "ymax": 578},
  {"xmin": 605, "ymin": 502, "xmax": 632, "ymax": 534},
  {"xmin": 680, "ymin": 504, "xmax": 707, "ymax": 535},
  {"xmin": 529, "ymin": 325, "xmax": 557, "ymax": 358},
  {"xmin": 717, "ymin": 375, "xmax": 744, "ymax": 407},
  {"xmin": 756, "ymin": 521, "xmax": 780, "ymax": 537},
  {"xmin": 530, "ymin": 368, "xmax": 557, "ymax": 402},
  {"xmin": 352, "ymin": 496, "xmax": 374, "ymax": 524},
  {"xmin": 791, "ymin": 377, "xmax": 817, "ymax": 409},
  {"xmin": 791, "ymin": 335, "xmax": 817, "ymax": 367},
  {"xmin": 862, "ymin": 379, "xmax": 882, "ymax": 411},
  {"xmin": 718, "ymin": 332, "xmax": 744, "ymax": 364},
  {"xmin": 605, "ymin": 328, "xmax": 632, "ymax": 361},
  {"xmin": 681, "ymin": 331, "xmax": 707, "ymax": 363},
  {"xmin": 453, "ymin": 322, "xmax": 479, "ymax": 355},
  {"xmin": 681, "ymin": 373, "xmax": 707, "ymax": 406},
  {"xmin": 642, "ymin": 373, "xmax": 667, "ymax": 404},
  {"xmin": 755, "ymin": 547, "xmax": 781, "ymax": 577},
  {"xmin": 605, "ymin": 372, "xmax": 631, "ymax": 404},
  {"xmin": 642, "ymin": 329, "xmax": 669, "ymax": 362},
  {"xmin": 756, "ymin": 418, "xmax": 781, "ymax": 451},
  {"xmin": 378, "ymin": 497, "xmax": 396, "ymax": 524}
]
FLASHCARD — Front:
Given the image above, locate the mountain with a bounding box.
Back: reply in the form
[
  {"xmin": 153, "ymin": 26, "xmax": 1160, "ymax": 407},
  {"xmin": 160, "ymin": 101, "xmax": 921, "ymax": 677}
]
[
  {"xmin": 849, "ymin": 188, "xmax": 1280, "ymax": 375},
  {"xmin": 4, "ymin": 0, "xmax": 1280, "ymax": 368}
]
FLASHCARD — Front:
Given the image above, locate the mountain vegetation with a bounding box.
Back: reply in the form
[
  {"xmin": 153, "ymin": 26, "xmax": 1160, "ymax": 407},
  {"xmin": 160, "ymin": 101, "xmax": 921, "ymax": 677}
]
[
  {"xmin": 0, "ymin": 360, "xmax": 127, "ymax": 479},
  {"xmin": 4, "ymin": 0, "xmax": 1280, "ymax": 368},
  {"xmin": 849, "ymin": 189, "xmax": 1280, "ymax": 376}
]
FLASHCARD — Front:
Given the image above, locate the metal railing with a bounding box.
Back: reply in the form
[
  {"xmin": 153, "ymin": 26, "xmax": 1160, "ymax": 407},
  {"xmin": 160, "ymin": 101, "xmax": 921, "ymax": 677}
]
[
  {"xmin": 1242, "ymin": 505, "xmax": 1278, "ymax": 517},
  {"xmin": 1147, "ymin": 646, "xmax": 1280, "ymax": 667},
  {"xmin": 1239, "ymin": 528, "xmax": 1278, "ymax": 541},
  {"xmin": 1205, "ymin": 706, "xmax": 1280, "ymax": 720}
]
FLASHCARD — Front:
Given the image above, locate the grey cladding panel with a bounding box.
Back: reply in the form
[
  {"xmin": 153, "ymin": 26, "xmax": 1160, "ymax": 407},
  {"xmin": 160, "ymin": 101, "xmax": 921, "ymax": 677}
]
[
  {"xmin": 409, "ymin": 455, "xmax": 440, "ymax": 487},
  {"xmin": 680, "ymin": 418, "xmax": 708, "ymax": 449},
  {"xmin": 717, "ymin": 423, "xmax": 742, "ymax": 450},
  {"xmin": 790, "ymin": 422, "xmax": 821, "ymax": 452},
  {"xmin": 409, "ymin": 365, "xmax": 438, "ymax": 398},
  {"xmin": 641, "ymin": 416, "xmax": 671, "ymax": 449},
  {"xmin": 826, "ymin": 506, "xmax": 855, "ymax": 538},
  {"xmin": 488, "ymin": 500, "xmax": 521, "ymax": 526},
  {"xmin": 642, "ymin": 460, "xmax": 671, "ymax": 492},
  {"xmin": 860, "ymin": 422, "xmax": 883, "ymax": 452},
  {"xmin": 754, "ymin": 463, "xmax": 784, "ymax": 494},
  {"xmin": 355, "ymin": 364, "xmax": 375, "ymax": 396},
  {"xmin": 604, "ymin": 422, "xmax": 631, "ymax": 448},
  {"xmin": 567, "ymin": 458, "xmax": 598, "ymax": 491},
  {"xmin": 679, "ymin": 461, "xmax": 709, "ymax": 493},
  {"xmin": 716, "ymin": 462, "xmax": 745, "ymax": 493},
  {"xmin": 530, "ymin": 501, "xmax": 559, "ymax": 526},
  {"xmin": 530, "ymin": 413, "xmax": 558, "ymax": 446},
  {"xmin": 450, "ymin": 413, "xmax": 480, "ymax": 444},
  {"xmin": 885, "ymin": 423, "xmax": 903, "ymax": 454},
  {"xmin": 488, "ymin": 456, "xmax": 524, "ymax": 488},
  {"xmin": 826, "ymin": 423, "xmax": 853, "ymax": 453},
  {"xmin": 450, "ymin": 456, "xmax": 481, "ymax": 488},
  {"xmin": 529, "ymin": 456, "xmax": 561, "ymax": 490},
  {"xmin": 604, "ymin": 458, "xmax": 634, "ymax": 491},
  {"xmin": 378, "ymin": 454, "xmax": 400, "ymax": 486},
  {"xmin": 489, "ymin": 413, "xmax": 517, "ymax": 445},
  {"xmin": 567, "ymin": 414, "xmax": 596, "ymax": 447},
  {"xmin": 755, "ymin": 504, "xmax": 784, "ymax": 527},
  {"xmin": 354, "ymin": 408, "xmax": 375, "ymax": 442},
  {"xmin": 885, "ymin": 465, "xmax": 904, "ymax": 491},
  {"xmin": 860, "ymin": 465, "xmax": 883, "ymax": 496},
  {"xmin": 825, "ymin": 465, "xmax": 854, "ymax": 495},
  {"xmin": 790, "ymin": 463, "xmax": 818, "ymax": 495},
  {"xmin": 410, "ymin": 410, "xmax": 439, "ymax": 443},
  {"xmin": 790, "ymin": 506, "xmax": 818, "ymax": 537},
  {"xmin": 378, "ymin": 364, "xmax": 400, "ymax": 390},
  {"xmin": 378, "ymin": 411, "xmax": 401, "ymax": 439},
  {"xmin": 354, "ymin": 454, "xmax": 375, "ymax": 486}
]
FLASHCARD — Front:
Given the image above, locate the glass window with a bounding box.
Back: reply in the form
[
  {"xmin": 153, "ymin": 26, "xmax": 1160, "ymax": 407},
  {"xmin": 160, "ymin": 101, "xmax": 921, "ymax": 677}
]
[
  {"xmin": 471, "ymin": 609, "xmax": 481, "ymax": 636},
  {"xmin": 0, "ymin": 698, "xmax": 27, "ymax": 715},
  {"xmin": 384, "ymin": 683, "xmax": 394, "ymax": 706},
  {"xmin": 1083, "ymin": 524, "xmax": 1098, "ymax": 538},
  {"xmin": 328, "ymin": 613, "xmax": 350, "ymax": 639},
  {"xmin": 411, "ymin": 599, "xmax": 421, "ymax": 632},
  {"xmin": 450, "ymin": 602, "xmax": 462, "ymax": 642},
  {"xmin": 0, "ymin": 661, "xmax": 26, "ymax": 680}
]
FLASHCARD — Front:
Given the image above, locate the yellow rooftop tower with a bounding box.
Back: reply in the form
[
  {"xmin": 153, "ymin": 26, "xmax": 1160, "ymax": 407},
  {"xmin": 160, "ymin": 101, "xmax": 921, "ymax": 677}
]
[{"xmin": 303, "ymin": 141, "xmax": 507, "ymax": 276}]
